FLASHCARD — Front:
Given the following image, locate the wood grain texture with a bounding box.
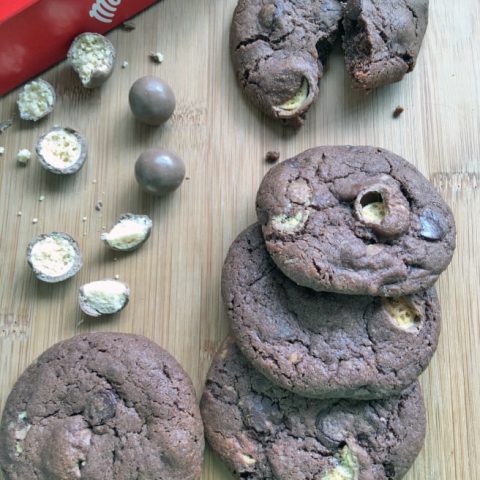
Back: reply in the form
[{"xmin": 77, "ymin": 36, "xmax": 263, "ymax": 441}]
[{"xmin": 0, "ymin": 0, "xmax": 479, "ymax": 478}]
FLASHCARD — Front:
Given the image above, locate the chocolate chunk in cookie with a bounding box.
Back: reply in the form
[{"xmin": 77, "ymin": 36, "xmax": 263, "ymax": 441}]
[
  {"xmin": 256, "ymin": 146, "xmax": 456, "ymax": 296},
  {"xmin": 343, "ymin": 0, "xmax": 429, "ymax": 90},
  {"xmin": 230, "ymin": 0, "xmax": 343, "ymax": 126},
  {"xmin": 223, "ymin": 223, "xmax": 441, "ymax": 399},
  {"xmin": 201, "ymin": 338, "xmax": 426, "ymax": 480},
  {"xmin": 0, "ymin": 333, "xmax": 204, "ymax": 480}
]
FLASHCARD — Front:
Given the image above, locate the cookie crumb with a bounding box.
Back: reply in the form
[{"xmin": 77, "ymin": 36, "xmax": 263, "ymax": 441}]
[
  {"xmin": 38, "ymin": 195, "xmax": 45, "ymax": 202},
  {"xmin": 149, "ymin": 52, "xmax": 164, "ymax": 64},
  {"xmin": 32, "ymin": 218, "xmax": 38, "ymax": 224},
  {"xmin": 82, "ymin": 216, "xmax": 88, "ymax": 222},
  {"xmin": 92, "ymin": 179, "xmax": 97, "ymax": 184},
  {"xmin": 95, "ymin": 201, "xmax": 103, "ymax": 211},
  {"xmin": 114, "ymin": 274, "xmax": 120, "ymax": 280},
  {"xmin": 393, "ymin": 106, "xmax": 404, "ymax": 118},
  {"xmin": 265, "ymin": 151, "xmax": 280, "ymax": 163},
  {"xmin": 16, "ymin": 149, "xmax": 32, "ymax": 166},
  {"xmin": 0, "ymin": 119, "xmax": 13, "ymax": 134},
  {"xmin": 121, "ymin": 61, "xmax": 129, "ymax": 69},
  {"xmin": 17, "ymin": 211, "xmax": 22, "ymax": 216},
  {"xmin": 0, "ymin": 146, "xmax": 5, "ymax": 155},
  {"xmin": 121, "ymin": 21, "xmax": 136, "ymax": 31}
]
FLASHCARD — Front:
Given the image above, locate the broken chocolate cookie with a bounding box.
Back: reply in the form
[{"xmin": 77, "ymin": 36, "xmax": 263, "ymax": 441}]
[
  {"xmin": 343, "ymin": 0, "xmax": 429, "ymax": 90},
  {"xmin": 230, "ymin": 0, "xmax": 343, "ymax": 126}
]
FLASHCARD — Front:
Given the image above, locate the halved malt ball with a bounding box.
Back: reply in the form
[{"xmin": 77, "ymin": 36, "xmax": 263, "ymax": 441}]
[
  {"xmin": 101, "ymin": 214, "xmax": 152, "ymax": 252},
  {"xmin": 79, "ymin": 279, "xmax": 130, "ymax": 317},
  {"xmin": 27, "ymin": 232, "xmax": 82, "ymax": 283},
  {"xmin": 36, "ymin": 127, "xmax": 87, "ymax": 175},
  {"xmin": 17, "ymin": 79, "xmax": 55, "ymax": 121},
  {"xmin": 68, "ymin": 33, "xmax": 116, "ymax": 88}
]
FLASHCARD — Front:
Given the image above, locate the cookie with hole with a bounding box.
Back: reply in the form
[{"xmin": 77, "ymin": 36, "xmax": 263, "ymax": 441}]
[{"xmin": 256, "ymin": 145, "xmax": 456, "ymax": 296}]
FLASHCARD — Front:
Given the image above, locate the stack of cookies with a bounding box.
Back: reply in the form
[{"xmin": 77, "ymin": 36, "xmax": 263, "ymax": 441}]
[{"xmin": 201, "ymin": 146, "xmax": 456, "ymax": 479}]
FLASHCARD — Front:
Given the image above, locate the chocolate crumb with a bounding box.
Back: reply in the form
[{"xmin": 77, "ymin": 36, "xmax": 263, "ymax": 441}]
[
  {"xmin": 95, "ymin": 201, "xmax": 103, "ymax": 211},
  {"xmin": 149, "ymin": 52, "xmax": 164, "ymax": 64},
  {"xmin": 393, "ymin": 106, "xmax": 405, "ymax": 118},
  {"xmin": 121, "ymin": 21, "xmax": 136, "ymax": 31},
  {"xmin": 265, "ymin": 151, "xmax": 280, "ymax": 163}
]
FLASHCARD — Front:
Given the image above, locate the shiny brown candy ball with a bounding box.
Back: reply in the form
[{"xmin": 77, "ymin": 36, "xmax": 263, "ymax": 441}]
[
  {"xmin": 129, "ymin": 76, "xmax": 176, "ymax": 126},
  {"xmin": 135, "ymin": 148, "xmax": 185, "ymax": 196}
]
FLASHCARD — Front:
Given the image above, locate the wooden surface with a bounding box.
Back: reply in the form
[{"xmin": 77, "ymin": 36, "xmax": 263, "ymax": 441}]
[{"xmin": 0, "ymin": 0, "xmax": 479, "ymax": 478}]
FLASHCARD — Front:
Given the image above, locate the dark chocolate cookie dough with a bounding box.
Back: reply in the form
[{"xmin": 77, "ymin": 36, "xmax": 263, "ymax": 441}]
[
  {"xmin": 343, "ymin": 0, "xmax": 429, "ymax": 90},
  {"xmin": 230, "ymin": 0, "xmax": 343, "ymax": 126},
  {"xmin": 201, "ymin": 338, "xmax": 426, "ymax": 480},
  {"xmin": 0, "ymin": 333, "xmax": 204, "ymax": 480},
  {"xmin": 256, "ymin": 146, "xmax": 456, "ymax": 296},
  {"xmin": 223, "ymin": 223, "xmax": 441, "ymax": 399}
]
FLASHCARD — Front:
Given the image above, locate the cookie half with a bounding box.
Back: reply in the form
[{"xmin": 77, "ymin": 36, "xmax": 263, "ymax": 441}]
[
  {"xmin": 223, "ymin": 223, "xmax": 441, "ymax": 399},
  {"xmin": 256, "ymin": 146, "xmax": 456, "ymax": 296},
  {"xmin": 343, "ymin": 0, "xmax": 429, "ymax": 90},
  {"xmin": 230, "ymin": 0, "xmax": 343, "ymax": 126},
  {"xmin": 201, "ymin": 338, "xmax": 426, "ymax": 480},
  {"xmin": 0, "ymin": 333, "xmax": 204, "ymax": 480}
]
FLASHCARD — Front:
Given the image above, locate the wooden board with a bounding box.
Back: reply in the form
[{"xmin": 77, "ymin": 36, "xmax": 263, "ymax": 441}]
[{"xmin": 1, "ymin": 0, "xmax": 479, "ymax": 478}]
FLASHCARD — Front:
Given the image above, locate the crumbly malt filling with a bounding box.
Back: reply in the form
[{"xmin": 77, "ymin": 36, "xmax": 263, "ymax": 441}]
[
  {"xmin": 81, "ymin": 280, "xmax": 128, "ymax": 314},
  {"xmin": 322, "ymin": 446, "xmax": 358, "ymax": 480},
  {"xmin": 362, "ymin": 202, "xmax": 385, "ymax": 223},
  {"xmin": 384, "ymin": 298, "xmax": 420, "ymax": 331},
  {"xmin": 16, "ymin": 149, "xmax": 32, "ymax": 165},
  {"xmin": 17, "ymin": 81, "xmax": 54, "ymax": 120},
  {"xmin": 70, "ymin": 34, "xmax": 113, "ymax": 85},
  {"xmin": 101, "ymin": 217, "xmax": 151, "ymax": 250},
  {"xmin": 30, "ymin": 236, "xmax": 76, "ymax": 277},
  {"xmin": 276, "ymin": 78, "xmax": 309, "ymax": 111},
  {"xmin": 39, "ymin": 130, "xmax": 81, "ymax": 169},
  {"xmin": 360, "ymin": 191, "xmax": 385, "ymax": 223}
]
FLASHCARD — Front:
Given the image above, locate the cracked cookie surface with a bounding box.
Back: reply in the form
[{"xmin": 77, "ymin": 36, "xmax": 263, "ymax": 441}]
[
  {"xmin": 343, "ymin": 0, "xmax": 429, "ymax": 90},
  {"xmin": 230, "ymin": 0, "xmax": 343, "ymax": 126},
  {"xmin": 201, "ymin": 338, "xmax": 426, "ymax": 480},
  {"xmin": 0, "ymin": 333, "xmax": 204, "ymax": 480},
  {"xmin": 222, "ymin": 223, "xmax": 441, "ymax": 399},
  {"xmin": 256, "ymin": 146, "xmax": 456, "ymax": 296}
]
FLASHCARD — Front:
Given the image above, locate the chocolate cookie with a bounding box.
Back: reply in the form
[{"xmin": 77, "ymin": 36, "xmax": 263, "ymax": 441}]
[
  {"xmin": 0, "ymin": 333, "xmax": 204, "ymax": 480},
  {"xmin": 201, "ymin": 338, "xmax": 426, "ymax": 480},
  {"xmin": 223, "ymin": 223, "xmax": 441, "ymax": 399},
  {"xmin": 230, "ymin": 0, "xmax": 343, "ymax": 126},
  {"xmin": 256, "ymin": 146, "xmax": 456, "ymax": 296},
  {"xmin": 343, "ymin": 0, "xmax": 429, "ymax": 90}
]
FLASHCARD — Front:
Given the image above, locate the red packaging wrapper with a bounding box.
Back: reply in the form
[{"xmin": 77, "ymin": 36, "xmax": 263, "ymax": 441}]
[{"xmin": 0, "ymin": 0, "xmax": 160, "ymax": 96}]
